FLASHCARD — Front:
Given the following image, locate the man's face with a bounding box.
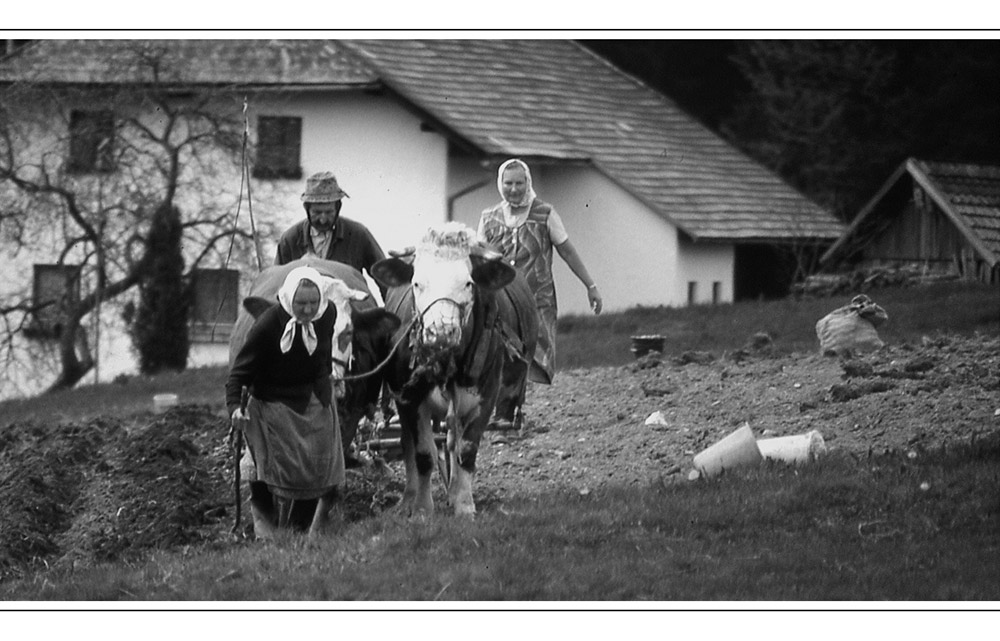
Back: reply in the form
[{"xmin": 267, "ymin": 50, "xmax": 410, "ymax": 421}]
[{"xmin": 308, "ymin": 202, "xmax": 340, "ymax": 233}]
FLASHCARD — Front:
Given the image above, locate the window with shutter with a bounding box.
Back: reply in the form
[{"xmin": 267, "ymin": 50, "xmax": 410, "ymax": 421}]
[
  {"xmin": 253, "ymin": 116, "xmax": 303, "ymax": 180},
  {"xmin": 26, "ymin": 264, "xmax": 80, "ymax": 340},
  {"xmin": 67, "ymin": 110, "xmax": 115, "ymax": 174}
]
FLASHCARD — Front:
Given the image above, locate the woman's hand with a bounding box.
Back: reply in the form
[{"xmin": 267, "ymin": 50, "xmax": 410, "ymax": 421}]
[{"xmin": 587, "ymin": 285, "xmax": 603, "ymax": 315}]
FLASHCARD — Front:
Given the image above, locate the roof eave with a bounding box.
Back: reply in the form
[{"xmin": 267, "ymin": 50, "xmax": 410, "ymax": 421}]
[{"xmin": 908, "ymin": 159, "xmax": 1000, "ymax": 266}]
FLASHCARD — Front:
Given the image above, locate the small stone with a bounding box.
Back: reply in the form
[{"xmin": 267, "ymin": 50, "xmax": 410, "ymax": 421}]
[
  {"xmin": 907, "ymin": 450, "xmax": 918, "ymax": 460},
  {"xmin": 579, "ymin": 487, "xmax": 591, "ymax": 496},
  {"xmin": 687, "ymin": 469, "xmax": 701, "ymax": 481},
  {"xmin": 920, "ymin": 482, "xmax": 931, "ymax": 491}
]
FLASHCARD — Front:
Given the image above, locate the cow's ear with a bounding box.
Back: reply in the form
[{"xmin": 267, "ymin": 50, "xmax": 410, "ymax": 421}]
[
  {"xmin": 470, "ymin": 254, "xmax": 516, "ymax": 291},
  {"xmin": 371, "ymin": 257, "xmax": 414, "ymax": 288},
  {"xmin": 242, "ymin": 296, "xmax": 272, "ymax": 319},
  {"xmin": 352, "ymin": 308, "xmax": 402, "ymax": 335}
]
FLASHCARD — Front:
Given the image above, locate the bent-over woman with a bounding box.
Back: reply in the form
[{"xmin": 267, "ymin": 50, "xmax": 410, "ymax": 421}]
[{"xmin": 226, "ymin": 266, "xmax": 345, "ymax": 538}]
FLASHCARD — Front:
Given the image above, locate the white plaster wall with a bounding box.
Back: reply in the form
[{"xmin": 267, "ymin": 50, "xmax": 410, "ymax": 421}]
[
  {"xmin": 676, "ymin": 239, "xmax": 735, "ymax": 305},
  {"xmin": 449, "ymin": 162, "xmax": 682, "ymax": 315},
  {"xmin": 248, "ymin": 90, "xmax": 449, "ymax": 259}
]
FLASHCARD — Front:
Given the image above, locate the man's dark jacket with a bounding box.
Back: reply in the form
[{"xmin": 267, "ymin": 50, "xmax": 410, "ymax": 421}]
[{"xmin": 275, "ymin": 217, "xmax": 387, "ymax": 296}]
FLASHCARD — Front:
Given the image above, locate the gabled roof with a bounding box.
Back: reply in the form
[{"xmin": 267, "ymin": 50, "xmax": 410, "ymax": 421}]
[
  {"xmin": 0, "ymin": 39, "xmax": 378, "ymax": 88},
  {"xmin": 338, "ymin": 40, "xmax": 842, "ymax": 243},
  {"xmin": 0, "ymin": 39, "xmax": 843, "ymax": 243},
  {"xmin": 822, "ymin": 158, "xmax": 1000, "ymax": 266}
]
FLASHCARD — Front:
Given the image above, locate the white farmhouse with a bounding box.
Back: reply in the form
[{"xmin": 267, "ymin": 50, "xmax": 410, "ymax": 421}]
[{"xmin": 0, "ymin": 39, "xmax": 844, "ymax": 398}]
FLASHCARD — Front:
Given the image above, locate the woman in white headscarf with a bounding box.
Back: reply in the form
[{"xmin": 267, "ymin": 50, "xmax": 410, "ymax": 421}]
[
  {"xmin": 477, "ymin": 158, "xmax": 602, "ymax": 428},
  {"xmin": 226, "ymin": 266, "xmax": 345, "ymax": 538}
]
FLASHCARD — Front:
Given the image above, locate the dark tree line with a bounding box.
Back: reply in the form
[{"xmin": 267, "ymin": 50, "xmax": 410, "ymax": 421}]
[{"xmin": 583, "ymin": 39, "xmax": 1000, "ymax": 221}]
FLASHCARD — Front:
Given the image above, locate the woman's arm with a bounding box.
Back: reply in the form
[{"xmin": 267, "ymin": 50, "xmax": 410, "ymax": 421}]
[{"xmin": 554, "ymin": 239, "xmax": 603, "ymax": 314}]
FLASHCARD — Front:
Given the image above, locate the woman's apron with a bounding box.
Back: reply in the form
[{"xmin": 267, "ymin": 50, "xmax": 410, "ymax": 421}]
[
  {"xmin": 481, "ymin": 203, "xmax": 556, "ymax": 384},
  {"xmin": 242, "ymin": 392, "xmax": 344, "ymax": 500}
]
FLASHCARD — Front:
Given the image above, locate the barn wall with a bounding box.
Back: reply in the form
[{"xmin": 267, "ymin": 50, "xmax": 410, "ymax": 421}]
[
  {"xmin": 448, "ymin": 163, "xmax": 682, "ymax": 314},
  {"xmin": 856, "ymin": 188, "xmax": 991, "ymax": 282}
]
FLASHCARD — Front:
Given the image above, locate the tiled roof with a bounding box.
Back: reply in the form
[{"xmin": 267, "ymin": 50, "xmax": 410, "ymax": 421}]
[
  {"xmin": 0, "ymin": 39, "xmax": 378, "ymax": 87},
  {"xmin": 338, "ymin": 39, "xmax": 843, "ymax": 242},
  {"xmin": 912, "ymin": 159, "xmax": 1000, "ymax": 262},
  {"xmin": 0, "ymin": 39, "xmax": 842, "ymax": 242},
  {"xmin": 822, "ymin": 158, "xmax": 1000, "ymax": 266}
]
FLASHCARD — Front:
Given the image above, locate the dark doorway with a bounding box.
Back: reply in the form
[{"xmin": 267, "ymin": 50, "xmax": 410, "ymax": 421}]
[
  {"xmin": 734, "ymin": 243, "xmax": 830, "ymax": 300},
  {"xmin": 734, "ymin": 244, "xmax": 796, "ymax": 301}
]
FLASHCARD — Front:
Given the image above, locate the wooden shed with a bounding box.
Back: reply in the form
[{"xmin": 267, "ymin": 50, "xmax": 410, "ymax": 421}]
[{"xmin": 821, "ymin": 158, "xmax": 1000, "ymax": 284}]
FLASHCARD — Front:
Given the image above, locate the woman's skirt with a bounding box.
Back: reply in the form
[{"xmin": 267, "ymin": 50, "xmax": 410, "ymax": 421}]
[{"xmin": 242, "ymin": 394, "xmax": 345, "ymax": 500}]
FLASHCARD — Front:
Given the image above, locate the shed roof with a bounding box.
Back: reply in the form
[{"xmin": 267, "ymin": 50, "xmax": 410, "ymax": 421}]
[
  {"xmin": 822, "ymin": 158, "xmax": 1000, "ymax": 266},
  {"xmin": 0, "ymin": 38, "xmax": 843, "ymax": 242}
]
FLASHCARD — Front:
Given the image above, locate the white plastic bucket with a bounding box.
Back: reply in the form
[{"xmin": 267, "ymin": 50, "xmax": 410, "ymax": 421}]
[
  {"xmin": 756, "ymin": 430, "xmax": 827, "ymax": 464},
  {"xmin": 692, "ymin": 423, "xmax": 763, "ymax": 478},
  {"xmin": 153, "ymin": 393, "xmax": 179, "ymax": 413}
]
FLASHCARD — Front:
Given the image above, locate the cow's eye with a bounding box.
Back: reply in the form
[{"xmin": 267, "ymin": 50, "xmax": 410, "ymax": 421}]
[{"xmin": 465, "ymin": 282, "xmax": 474, "ymax": 290}]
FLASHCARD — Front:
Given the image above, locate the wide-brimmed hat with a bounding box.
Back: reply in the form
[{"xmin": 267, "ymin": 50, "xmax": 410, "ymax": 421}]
[{"xmin": 301, "ymin": 171, "xmax": 349, "ymax": 203}]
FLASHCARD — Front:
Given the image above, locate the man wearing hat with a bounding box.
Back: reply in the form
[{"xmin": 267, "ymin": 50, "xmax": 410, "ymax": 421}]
[{"xmin": 275, "ymin": 171, "xmax": 386, "ymax": 297}]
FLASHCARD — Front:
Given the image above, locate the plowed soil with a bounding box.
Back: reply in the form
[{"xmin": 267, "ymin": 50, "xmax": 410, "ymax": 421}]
[{"xmin": 1, "ymin": 332, "xmax": 997, "ymax": 580}]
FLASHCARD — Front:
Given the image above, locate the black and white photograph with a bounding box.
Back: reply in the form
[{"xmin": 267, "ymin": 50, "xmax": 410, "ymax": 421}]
[{"xmin": 0, "ymin": 16, "xmax": 997, "ymax": 624}]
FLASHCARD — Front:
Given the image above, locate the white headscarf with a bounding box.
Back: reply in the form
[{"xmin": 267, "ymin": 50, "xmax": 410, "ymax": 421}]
[
  {"xmin": 497, "ymin": 158, "xmax": 537, "ymax": 212},
  {"xmin": 276, "ymin": 266, "xmax": 330, "ymax": 355}
]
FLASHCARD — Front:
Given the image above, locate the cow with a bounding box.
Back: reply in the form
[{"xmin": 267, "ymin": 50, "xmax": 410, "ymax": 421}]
[
  {"xmin": 229, "ymin": 256, "xmax": 400, "ymax": 533},
  {"xmin": 372, "ymin": 222, "xmax": 539, "ymax": 517}
]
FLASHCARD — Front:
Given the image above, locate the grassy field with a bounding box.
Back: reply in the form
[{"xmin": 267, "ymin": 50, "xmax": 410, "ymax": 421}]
[{"xmin": 4, "ymin": 435, "xmax": 998, "ymax": 601}]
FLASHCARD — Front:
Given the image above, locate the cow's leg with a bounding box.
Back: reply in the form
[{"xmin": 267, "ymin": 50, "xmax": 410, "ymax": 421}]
[
  {"xmin": 448, "ymin": 387, "xmax": 483, "ymax": 518},
  {"xmin": 397, "ymin": 401, "xmax": 421, "ymax": 515},
  {"xmin": 411, "ymin": 400, "xmax": 438, "ymax": 515}
]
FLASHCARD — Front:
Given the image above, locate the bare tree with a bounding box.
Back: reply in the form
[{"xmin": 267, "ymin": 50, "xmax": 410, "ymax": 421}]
[{"xmin": 0, "ymin": 42, "xmax": 266, "ymax": 395}]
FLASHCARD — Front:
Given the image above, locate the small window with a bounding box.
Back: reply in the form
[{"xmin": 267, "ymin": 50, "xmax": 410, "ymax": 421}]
[
  {"xmin": 687, "ymin": 281, "xmax": 697, "ymax": 306},
  {"xmin": 253, "ymin": 116, "xmax": 302, "ymax": 180},
  {"xmin": 189, "ymin": 268, "xmax": 240, "ymax": 343},
  {"xmin": 68, "ymin": 110, "xmax": 115, "ymax": 173},
  {"xmin": 26, "ymin": 264, "xmax": 80, "ymax": 340},
  {"xmin": 712, "ymin": 281, "xmax": 722, "ymax": 304}
]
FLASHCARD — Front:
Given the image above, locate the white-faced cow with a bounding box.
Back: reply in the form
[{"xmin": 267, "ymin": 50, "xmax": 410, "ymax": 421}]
[
  {"xmin": 372, "ymin": 223, "xmax": 538, "ymax": 517},
  {"xmin": 229, "ymin": 256, "xmax": 400, "ymax": 533}
]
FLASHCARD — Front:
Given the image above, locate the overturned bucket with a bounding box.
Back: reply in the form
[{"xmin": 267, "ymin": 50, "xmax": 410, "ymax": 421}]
[
  {"xmin": 692, "ymin": 422, "xmax": 763, "ymax": 479},
  {"xmin": 757, "ymin": 430, "xmax": 827, "ymax": 464}
]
